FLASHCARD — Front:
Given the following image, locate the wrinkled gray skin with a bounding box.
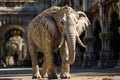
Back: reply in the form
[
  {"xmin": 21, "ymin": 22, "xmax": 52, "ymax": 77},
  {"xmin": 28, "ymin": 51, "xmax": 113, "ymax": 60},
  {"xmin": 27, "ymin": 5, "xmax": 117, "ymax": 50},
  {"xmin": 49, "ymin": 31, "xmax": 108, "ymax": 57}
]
[{"xmin": 27, "ymin": 6, "xmax": 90, "ymax": 79}]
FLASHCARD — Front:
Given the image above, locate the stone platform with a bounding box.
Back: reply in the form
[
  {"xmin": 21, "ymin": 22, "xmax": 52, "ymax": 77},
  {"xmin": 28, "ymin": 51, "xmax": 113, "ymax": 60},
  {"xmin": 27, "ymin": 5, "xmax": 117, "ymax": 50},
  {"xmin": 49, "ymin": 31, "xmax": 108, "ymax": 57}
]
[{"xmin": 0, "ymin": 67, "xmax": 120, "ymax": 80}]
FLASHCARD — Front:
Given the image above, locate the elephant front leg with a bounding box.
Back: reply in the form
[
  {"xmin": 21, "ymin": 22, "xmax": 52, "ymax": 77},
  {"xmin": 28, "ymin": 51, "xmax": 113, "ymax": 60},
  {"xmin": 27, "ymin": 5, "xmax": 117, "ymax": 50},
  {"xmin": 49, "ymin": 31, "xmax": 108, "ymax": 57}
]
[
  {"xmin": 60, "ymin": 42, "xmax": 71, "ymax": 79},
  {"xmin": 60, "ymin": 61, "xmax": 71, "ymax": 79}
]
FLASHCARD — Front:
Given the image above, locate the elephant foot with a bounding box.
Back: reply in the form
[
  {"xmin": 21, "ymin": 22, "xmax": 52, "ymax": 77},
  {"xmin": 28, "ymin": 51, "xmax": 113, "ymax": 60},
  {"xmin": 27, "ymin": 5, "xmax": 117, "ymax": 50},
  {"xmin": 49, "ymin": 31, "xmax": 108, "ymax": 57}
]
[
  {"xmin": 48, "ymin": 73, "xmax": 58, "ymax": 79},
  {"xmin": 41, "ymin": 73, "xmax": 48, "ymax": 78},
  {"xmin": 32, "ymin": 73, "xmax": 41, "ymax": 79},
  {"xmin": 60, "ymin": 72, "xmax": 71, "ymax": 79}
]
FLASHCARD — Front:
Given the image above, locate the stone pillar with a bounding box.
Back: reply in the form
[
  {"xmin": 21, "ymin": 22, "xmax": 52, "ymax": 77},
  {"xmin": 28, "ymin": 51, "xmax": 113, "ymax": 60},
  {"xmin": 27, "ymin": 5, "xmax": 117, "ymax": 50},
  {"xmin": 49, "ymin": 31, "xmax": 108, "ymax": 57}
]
[
  {"xmin": 0, "ymin": 44, "xmax": 2, "ymax": 59},
  {"xmin": 115, "ymin": 27, "xmax": 120, "ymax": 68},
  {"xmin": 10, "ymin": 17, "xmax": 14, "ymax": 24},
  {"xmin": 82, "ymin": 34, "xmax": 94, "ymax": 68},
  {"xmin": 0, "ymin": 40, "xmax": 6, "ymax": 60},
  {"xmin": 115, "ymin": 52, "xmax": 120, "ymax": 68},
  {"xmin": 6, "ymin": 17, "xmax": 9, "ymax": 24},
  {"xmin": 83, "ymin": 0, "xmax": 88, "ymax": 12},
  {"xmin": 74, "ymin": 0, "xmax": 80, "ymax": 10},
  {"xmin": 18, "ymin": 17, "xmax": 22, "ymax": 25},
  {"xmin": 98, "ymin": 32, "xmax": 113, "ymax": 68},
  {"xmin": 98, "ymin": 0, "xmax": 113, "ymax": 68},
  {"xmin": 82, "ymin": 0, "xmax": 94, "ymax": 67}
]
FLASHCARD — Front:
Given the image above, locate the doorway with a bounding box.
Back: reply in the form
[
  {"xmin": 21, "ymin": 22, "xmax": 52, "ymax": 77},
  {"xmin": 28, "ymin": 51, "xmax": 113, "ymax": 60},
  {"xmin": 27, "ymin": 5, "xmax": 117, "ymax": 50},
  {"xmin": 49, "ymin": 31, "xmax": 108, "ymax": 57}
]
[
  {"xmin": 93, "ymin": 20, "xmax": 101, "ymax": 63},
  {"xmin": 109, "ymin": 11, "xmax": 120, "ymax": 61}
]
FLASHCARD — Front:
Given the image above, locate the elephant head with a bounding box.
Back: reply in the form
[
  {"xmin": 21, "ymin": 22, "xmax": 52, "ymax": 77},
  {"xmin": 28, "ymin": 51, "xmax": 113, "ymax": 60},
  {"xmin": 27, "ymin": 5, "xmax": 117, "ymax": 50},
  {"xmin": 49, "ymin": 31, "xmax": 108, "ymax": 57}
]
[
  {"xmin": 43, "ymin": 6, "xmax": 90, "ymax": 64},
  {"xmin": 53, "ymin": 6, "xmax": 90, "ymax": 64}
]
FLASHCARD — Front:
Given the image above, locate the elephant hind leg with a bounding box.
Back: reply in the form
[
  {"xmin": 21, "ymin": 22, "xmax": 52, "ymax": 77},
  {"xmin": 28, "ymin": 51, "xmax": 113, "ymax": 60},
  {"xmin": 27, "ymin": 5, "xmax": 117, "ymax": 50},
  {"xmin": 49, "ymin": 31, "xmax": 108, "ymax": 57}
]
[
  {"xmin": 40, "ymin": 56, "xmax": 48, "ymax": 78},
  {"xmin": 29, "ymin": 45, "xmax": 41, "ymax": 79}
]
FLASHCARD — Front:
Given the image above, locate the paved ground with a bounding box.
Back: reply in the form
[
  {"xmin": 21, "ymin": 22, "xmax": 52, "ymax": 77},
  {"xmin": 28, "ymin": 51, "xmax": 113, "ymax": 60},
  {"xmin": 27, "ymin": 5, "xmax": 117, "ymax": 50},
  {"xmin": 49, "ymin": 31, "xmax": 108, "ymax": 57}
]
[{"xmin": 0, "ymin": 67, "xmax": 120, "ymax": 80}]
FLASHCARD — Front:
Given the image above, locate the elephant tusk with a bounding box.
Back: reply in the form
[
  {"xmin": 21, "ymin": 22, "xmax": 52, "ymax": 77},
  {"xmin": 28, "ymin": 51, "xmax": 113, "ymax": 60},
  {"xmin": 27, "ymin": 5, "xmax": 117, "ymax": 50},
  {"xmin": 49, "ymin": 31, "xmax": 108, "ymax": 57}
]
[
  {"xmin": 54, "ymin": 33, "xmax": 65, "ymax": 52},
  {"xmin": 58, "ymin": 33, "xmax": 65, "ymax": 48},
  {"xmin": 76, "ymin": 32, "xmax": 86, "ymax": 48}
]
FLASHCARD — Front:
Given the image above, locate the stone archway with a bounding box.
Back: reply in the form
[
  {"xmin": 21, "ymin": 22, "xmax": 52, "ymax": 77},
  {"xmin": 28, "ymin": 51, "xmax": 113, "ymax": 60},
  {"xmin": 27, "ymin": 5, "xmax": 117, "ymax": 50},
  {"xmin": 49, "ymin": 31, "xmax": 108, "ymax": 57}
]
[
  {"xmin": 109, "ymin": 11, "xmax": 120, "ymax": 61},
  {"xmin": 1, "ymin": 24, "xmax": 25, "ymax": 39},
  {"xmin": 0, "ymin": 24, "xmax": 27, "ymax": 65},
  {"xmin": 5, "ymin": 28, "xmax": 24, "ymax": 41}
]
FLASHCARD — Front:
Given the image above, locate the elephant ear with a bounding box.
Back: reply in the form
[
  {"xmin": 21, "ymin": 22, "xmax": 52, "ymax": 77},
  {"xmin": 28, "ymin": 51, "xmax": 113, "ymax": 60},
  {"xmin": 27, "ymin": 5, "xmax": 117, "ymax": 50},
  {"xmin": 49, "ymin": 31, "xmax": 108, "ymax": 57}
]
[
  {"xmin": 76, "ymin": 11, "xmax": 90, "ymax": 35},
  {"xmin": 40, "ymin": 13, "xmax": 60, "ymax": 37}
]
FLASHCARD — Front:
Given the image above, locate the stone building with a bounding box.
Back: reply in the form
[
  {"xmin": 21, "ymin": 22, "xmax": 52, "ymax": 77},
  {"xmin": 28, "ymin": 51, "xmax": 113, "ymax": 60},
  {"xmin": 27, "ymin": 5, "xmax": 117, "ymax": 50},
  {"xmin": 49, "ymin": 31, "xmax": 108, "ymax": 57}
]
[{"xmin": 0, "ymin": 0, "xmax": 120, "ymax": 68}]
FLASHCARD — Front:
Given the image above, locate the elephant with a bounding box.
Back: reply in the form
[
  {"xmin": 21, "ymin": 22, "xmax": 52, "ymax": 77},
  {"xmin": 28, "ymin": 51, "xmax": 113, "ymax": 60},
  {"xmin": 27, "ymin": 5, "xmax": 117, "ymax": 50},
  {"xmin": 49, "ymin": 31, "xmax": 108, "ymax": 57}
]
[{"xmin": 27, "ymin": 5, "xmax": 90, "ymax": 79}]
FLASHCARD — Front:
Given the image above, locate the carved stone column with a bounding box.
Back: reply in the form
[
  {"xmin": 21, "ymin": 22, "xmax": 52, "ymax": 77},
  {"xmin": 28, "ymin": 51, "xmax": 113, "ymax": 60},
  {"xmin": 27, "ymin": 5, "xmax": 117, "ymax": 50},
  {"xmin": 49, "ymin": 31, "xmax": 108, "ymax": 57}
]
[
  {"xmin": 83, "ymin": 0, "xmax": 88, "ymax": 12},
  {"xmin": 115, "ymin": 27, "xmax": 120, "ymax": 68},
  {"xmin": 82, "ymin": 34, "xmax": 94, "ymax": 68},
  {"xmin": 6, "ymin": 17, "xmax": 9, "ymax": 24},
  {"xmin": 98, "ymin": 32, "xmax": 113, "ymax": 68},
  {"xmin": 0, "ymin": 44, "xmax": 2, "ymax": 59},
  {"xmin": 115, "ymin": 52, "xmax": 120, "ymax": 68},
  {"xmin": 18, "ymin": 17, "xmax": 22, "ymax": 25},
  {"xmin": 98, "ymin": 0, "xmax": 113, "ymax": 68},
  {"xmin": 0, "ymin": 40, "xmax": 6, "ymax": 60},
  {"xmin": 82, "ymin": 0, "xmax": 94, "ymax": 67}
]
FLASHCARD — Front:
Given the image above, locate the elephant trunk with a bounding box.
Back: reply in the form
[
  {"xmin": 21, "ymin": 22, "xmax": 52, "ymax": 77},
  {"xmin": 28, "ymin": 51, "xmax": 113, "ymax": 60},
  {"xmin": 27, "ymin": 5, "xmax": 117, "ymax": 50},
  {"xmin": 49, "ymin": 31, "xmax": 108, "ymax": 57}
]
[
  {"xmin": 65, "ymin": 28, "xmax": 76, "ymax": 64},
  {"xmin": 65, "ymin": 28, "xmax": 86, "ymax": 64},
  {"xmin": 58, "ymin": 28, "xmax": 86, "ymax": 65}
]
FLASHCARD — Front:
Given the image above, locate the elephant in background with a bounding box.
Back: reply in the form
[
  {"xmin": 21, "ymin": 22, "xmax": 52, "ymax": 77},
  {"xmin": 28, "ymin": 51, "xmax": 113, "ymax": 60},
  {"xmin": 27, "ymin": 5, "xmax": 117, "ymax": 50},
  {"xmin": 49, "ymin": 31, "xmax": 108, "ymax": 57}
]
[{"xmin": 27, "ymin": 5, "xmax": 90, "ymax": 79}]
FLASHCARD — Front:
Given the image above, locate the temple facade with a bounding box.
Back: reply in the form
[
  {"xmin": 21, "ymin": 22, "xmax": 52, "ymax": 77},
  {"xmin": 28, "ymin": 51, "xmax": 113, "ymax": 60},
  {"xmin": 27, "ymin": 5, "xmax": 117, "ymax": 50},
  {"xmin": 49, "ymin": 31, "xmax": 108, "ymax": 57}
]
[{"xmin": 0, "ymin": 0, "xmax": 120, "ymax": 68}]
